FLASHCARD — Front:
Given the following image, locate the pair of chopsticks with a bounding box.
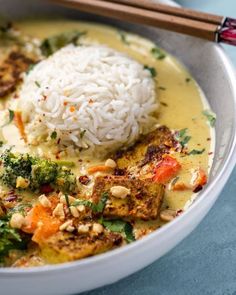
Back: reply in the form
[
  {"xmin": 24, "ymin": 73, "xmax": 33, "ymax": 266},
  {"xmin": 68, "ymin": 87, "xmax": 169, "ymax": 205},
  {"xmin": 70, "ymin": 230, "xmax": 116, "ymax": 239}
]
[{"xmin": 48, "ymin": 0, "xmax": 236, "ymax": 46}]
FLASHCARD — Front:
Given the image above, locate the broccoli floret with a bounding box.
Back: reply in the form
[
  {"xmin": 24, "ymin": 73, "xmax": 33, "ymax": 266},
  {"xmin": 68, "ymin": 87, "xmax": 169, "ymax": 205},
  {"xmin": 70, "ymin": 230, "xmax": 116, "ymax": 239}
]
[
  {"xmin": 0, "ymin": 150, "xmax": 77, "ymax": 193},
  {"xmin": 0, "ymin": 151, "xmax": 32, "ymax": 188},
  {"xmin": 31, "ymin": 159, "xmax": 58, "ymax": 190},
  {"xmin": 55, "ymin": 167, "xmax": 77, "ymax": 193}
]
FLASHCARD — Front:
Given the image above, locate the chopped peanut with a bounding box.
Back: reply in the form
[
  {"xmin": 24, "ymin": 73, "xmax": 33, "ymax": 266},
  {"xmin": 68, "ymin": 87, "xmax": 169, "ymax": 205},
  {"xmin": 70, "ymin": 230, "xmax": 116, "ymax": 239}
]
[
  {"xmin": 110, "ymin": 186, "xmax": 131, "ymax": 199},
  {"xmin": 105, "ymin": 158, "xmax": 117, "ymax": 169},
  {"xmin": 160, "ymin": 209, "xmax": 177, "ymax": 222},
  {"xmin": 78, "ymin": 224, "xmax": 90, "ymax": 234},
  {"xmin": 10, "ymin": 213, "xmax": 25, "ymax": 229},
  {"xmin": 38, "ymin": 194, "xmax": 51, "ymax": 208},
  {"xmin": 59, "ymin": 220, "xmax": 74, "ymax": 232},
  {"xmin": 53, "ymin": 203, "xmax": 65, "ymax": 221},
  {"xmin": 16, "ymin": 176, "xmax": 30, "ymax": 189},
  {"xmin": 70, "ymin": 206, "xmax": 79, "ymax": 218},
  {"xmin": 60, "ymin": 194, "xmax": 76, "ymax": 205},
  {"xmin": 92, "ymin": 223, "xmax": 104, "ymax": 234}
]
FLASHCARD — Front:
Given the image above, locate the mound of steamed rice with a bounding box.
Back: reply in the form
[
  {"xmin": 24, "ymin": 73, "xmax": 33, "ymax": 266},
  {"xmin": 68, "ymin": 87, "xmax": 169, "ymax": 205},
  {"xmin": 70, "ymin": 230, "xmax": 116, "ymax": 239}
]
[{"xmin": 17, "ymin": 44, "xmax": 158, "ymax": 154}]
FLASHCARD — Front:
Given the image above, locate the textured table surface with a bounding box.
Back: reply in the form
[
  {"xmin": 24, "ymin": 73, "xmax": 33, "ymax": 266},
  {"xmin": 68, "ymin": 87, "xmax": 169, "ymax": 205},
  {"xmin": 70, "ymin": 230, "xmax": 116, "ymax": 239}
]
[{"xmin": 83, "ymin": 1, "xmax": 236, "ymax": 294}]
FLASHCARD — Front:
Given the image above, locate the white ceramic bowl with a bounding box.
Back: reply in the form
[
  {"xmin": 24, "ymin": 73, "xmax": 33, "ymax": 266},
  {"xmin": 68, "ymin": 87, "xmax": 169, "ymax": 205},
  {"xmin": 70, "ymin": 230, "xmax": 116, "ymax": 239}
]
[{"xmin": 1, "ymin": 1, "xmax": 236, "ymax": 294}]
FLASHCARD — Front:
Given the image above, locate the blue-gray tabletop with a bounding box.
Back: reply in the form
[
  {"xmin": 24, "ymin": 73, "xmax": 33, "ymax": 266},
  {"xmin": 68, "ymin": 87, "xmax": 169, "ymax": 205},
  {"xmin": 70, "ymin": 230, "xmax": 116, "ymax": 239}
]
[{"xmin": 82, "ymin": 1, "xmax": 236, "ymax": 294}]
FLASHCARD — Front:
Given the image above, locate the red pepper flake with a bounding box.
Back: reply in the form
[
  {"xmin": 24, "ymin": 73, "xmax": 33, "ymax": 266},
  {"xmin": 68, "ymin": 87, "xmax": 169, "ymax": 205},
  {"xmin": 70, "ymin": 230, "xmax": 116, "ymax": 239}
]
[
  {"xmin": 208, "ymin": 152, "xmax": 213, "ymax": 155},
  {"xmin": 78, "ymin": 175, "xmax": 90, "ymax": 185},
  {"xmin": 89, "ymin": 99, "xmax": 94, "ymax": 104},
  {"xmin": 207, "ymin": 137, "xmax": 211, "ymax": 141},
  {"xmin": 42, "ymin": 95, "xmax": 47, "ymax": 101},
  {"xmin": 40, "ymin": 184, "xmax": 54, "ymax": 194},
  {"xmin": 193, "ymin": 185, "xmax": 203, "ymax": 193},
  {"xmin": 63, "ymin": 101, "xmax": 68, "ymax": 106},
  {"xmin": 57, "ymin": 138, "xmax": 61, "ymax": 145},
  {"xmin": 176, "ymin": 209, "xmax": 183, "ymax": 216}
]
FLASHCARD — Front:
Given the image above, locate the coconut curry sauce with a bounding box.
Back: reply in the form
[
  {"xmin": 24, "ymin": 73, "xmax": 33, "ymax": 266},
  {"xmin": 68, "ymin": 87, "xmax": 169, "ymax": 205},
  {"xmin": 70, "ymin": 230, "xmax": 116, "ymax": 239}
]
[{"xmin": 0, "ymin": 20, "xmax": 215, "ymax": 267}]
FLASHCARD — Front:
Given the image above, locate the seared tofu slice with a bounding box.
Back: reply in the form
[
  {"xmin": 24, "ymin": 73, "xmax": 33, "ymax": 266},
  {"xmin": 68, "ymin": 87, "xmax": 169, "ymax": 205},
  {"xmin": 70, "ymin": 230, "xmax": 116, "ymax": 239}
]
[
  {"xmin": 40, "ymin": 230, "xmax": 122, "ymax": 263},
  {"xmin": 114, "ymin": 126, "xmax": 177, "ymax": 171},
  {"xmin": 92, "ymin": 176, "xmax": 164, "ymax": 220},
  {"xmin": 0, "ymin": 50, "xmax": 35, "ymax": 98}
]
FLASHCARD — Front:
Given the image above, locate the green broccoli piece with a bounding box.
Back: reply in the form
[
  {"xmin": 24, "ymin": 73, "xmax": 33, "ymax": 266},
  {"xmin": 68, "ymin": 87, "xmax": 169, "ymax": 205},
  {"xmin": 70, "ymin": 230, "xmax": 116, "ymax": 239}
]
[
  {"xmin": 0, "ymin": 151, "xmax": 32, "ymax": 188},
  {"xmin": 0, "ymin": 150, "xmax": 77, "ymax": 193},
  {"xmin": 31, "ymin": 158, "xmax": 58, "ymax": 190},
  {"xmin": 55, "ymin": 167, "xmax": 77, "ymax": 193}
]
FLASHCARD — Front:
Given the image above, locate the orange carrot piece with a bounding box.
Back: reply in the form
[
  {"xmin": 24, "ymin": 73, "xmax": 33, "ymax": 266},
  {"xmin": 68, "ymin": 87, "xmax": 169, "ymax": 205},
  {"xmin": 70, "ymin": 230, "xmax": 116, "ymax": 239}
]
[
  {"xmin": 87, "ymin": 165, "xmax": 112, "ymax": 174},
  {"xmin": 22, "ymin": 202, "xmax": 61, "ymax": 244},
  {"xmin": 14, "ymin": 111, "xmax": 27, "ymax": 143},
  {"xmin": 153, "ymin": 155, "xmax": 181, "ymax": 184}
]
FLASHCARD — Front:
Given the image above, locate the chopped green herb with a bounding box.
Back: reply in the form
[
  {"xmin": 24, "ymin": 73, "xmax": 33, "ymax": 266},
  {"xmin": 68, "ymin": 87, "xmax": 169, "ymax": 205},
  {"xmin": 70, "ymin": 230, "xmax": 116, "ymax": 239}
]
[
  {"xmin": 40, "ymin": 31, "xmax": 86, "ymax": 57},
  {"xmin": 1, "ymin": 109, "xmax": 14, "ymax": 128},
  {"xmin": 101, "ymin": 219, "xmax": 135, "ymax": 243},
  {"xmin": 185, "ymin": 77, "xmax": 191, "ymax": 83},
  {"xmin": 188, "ymin": 148, "xmax": 205, "ymax": 155},
  {"xmin": 0, "ymin": 217, "xmax": 28, "ymax": 262},
  {"xmin": 64, "ymin": 194, "xmax": 71, "ymax": 214},
  {"xmin": 158, "ymin": 86, "xmax": 166, "ymax": 91},
  {"xmin": 80, "ymin": 130, "xmax": 86, "ymax": 139},
  {"xmin": 34, "ymin": 81, "xmax": 40, "ymax": 88},
  {"xmin": 94, "ymin": 192, "xmax": 108, "ymax": 213},
  {"xmin": 144, "ymin": 65, "xmax": 157, "ymax": 77},
  {"xmin": 72, "ymin": 192, "xmax": 108, "ymax": 213},
  {"xmin": 50, "ymin": 131, "xmax": 57, "ymax": 140},
  {"xmin": 0, "ymin": 141, "xmax": 4, "ymax": 147},
  {"xmin": 175, "ymin": 128, "xmax": 191, "ymax": 148},
  {"xmin": 151, "ymin": 47, "xmax": 166, "ymax": 60},
  {"xmin": 118, "ymin": 31, "xmax": 130, "ymax": 45},
  {"xmin": 7, "ymin": 203, "xmax": 32, "ymax": 217},
  {"xmin": 26, "ymin": 63, "xmax": 35, "ymax": 74},
  {"xmin": 202, "ymin": 110, "xmax": 216, "ymax": 127}
]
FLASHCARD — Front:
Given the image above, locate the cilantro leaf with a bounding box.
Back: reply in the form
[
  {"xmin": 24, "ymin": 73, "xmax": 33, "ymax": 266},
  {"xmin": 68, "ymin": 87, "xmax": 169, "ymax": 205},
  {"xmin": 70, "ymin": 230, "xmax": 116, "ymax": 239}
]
[
  {"xmin": 101, "ymin": 219, "xmax": 135, "ymax": 243},
  {"xmin": 50, "ymin": 131, "xmax": 57, "ymax": 140},
  {"xmin": 144, "ymin": 65, "xmax": 157, "ymax": 77},
  {"xmin": 175, "ymin": 128, "xmax": 191, "ymax": 148},
  {"xmin": 118, "ymin": 31, "xmax": 130, "ymax": 45},
  {"xmin": 40, "ymin": 31, "xmax": 87, "ymax": 57},
  {"xmin": 203, "ymin": 110, "xmax": 216, "ymax": 127},
  {"xmin": 188, "ymin": 148, "xmax": 205, "ymax": 155},
  {"xmin": 72, "ymin": 192, "xmax": 108, "ymax": 213},
  {"xmin": 1, "ymin": 109, "xmax": 14, "ymax": 128},
  {"xmin": 151, "ymin": 47, "xmax": 166, "ymax": 60}
]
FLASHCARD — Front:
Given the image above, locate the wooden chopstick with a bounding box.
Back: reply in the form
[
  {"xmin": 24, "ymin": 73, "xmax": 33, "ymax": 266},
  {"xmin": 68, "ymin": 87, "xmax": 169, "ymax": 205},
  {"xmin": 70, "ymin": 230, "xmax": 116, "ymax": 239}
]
[
  {"xmin": 49, "ymin": 0, "xmax": 221, "ymax": 41},
  {"xmin": 109, "ymin": 0, "xmax": 224, "ymax": 25}
]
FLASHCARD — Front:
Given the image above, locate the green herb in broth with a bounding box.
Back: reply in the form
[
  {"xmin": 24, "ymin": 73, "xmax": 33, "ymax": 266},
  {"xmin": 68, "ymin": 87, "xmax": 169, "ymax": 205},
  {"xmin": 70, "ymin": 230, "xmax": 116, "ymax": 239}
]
[
  {"xmin": 151, "ymin": 46, "xmax": 166, "ymax": 60},
  {"xmin": 188, "ymin": 148, "xmax": 205, "ymax": 155},
  {"xmin": 40, "ymin": 30, "xmax": 87, "ymax": 57},
  {"xmin": 203, "ymin": 110, "xmax": 216, "ymax": 127},
  {"xmin": 144, "ymin": 65, "xmax": 157, "ymax": 77},
  {"xmin": 1, "ymin": 109, "xmax": 14, "ymax": 128}
]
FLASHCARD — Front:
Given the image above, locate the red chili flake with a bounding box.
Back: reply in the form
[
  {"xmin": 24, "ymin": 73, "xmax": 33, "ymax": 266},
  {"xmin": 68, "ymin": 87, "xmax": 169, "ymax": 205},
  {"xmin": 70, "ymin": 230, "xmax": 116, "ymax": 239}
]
[
  {"xmin": 208, "ymin": 152, "xmax": 213, "ymax": 155},
  {"xmin": 57, "ymin": 138, "xmax": 61, "ymax": 145},
  {"xmin": 79, "ymin": 175, "xmax": 90, "ymax": 185},
  {"xmin": 207, "ymin": 138, "xmax": 211, "ymax": 141},
  {"xmin": 193, "ymin": 185, "xmax": 203, "ymax": 193},
  {"xmin": 64, "ymin": 101, "xmax": 68, "ymax": 106},
  {"xmin": 42, "ymin": 95, "xmax": 47, "ymax": 101},
  {"xmin": 176, "ymin": 209, "xmax": 183, "ymax": 216},
  {"xmin": 40, "ymin": 184, "xmax": 54, "ymax": 194},
  {"xmin": 89, "ymin": 99, "xmax": 94, "ymax": 104}
]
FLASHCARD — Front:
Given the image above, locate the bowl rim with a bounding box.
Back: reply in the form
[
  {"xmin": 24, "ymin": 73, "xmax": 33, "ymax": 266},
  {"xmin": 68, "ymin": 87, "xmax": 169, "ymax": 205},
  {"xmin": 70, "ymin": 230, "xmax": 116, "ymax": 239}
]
[{"xmin": 1, "ymin": 42, "xmax": 236, "ymax": 276}]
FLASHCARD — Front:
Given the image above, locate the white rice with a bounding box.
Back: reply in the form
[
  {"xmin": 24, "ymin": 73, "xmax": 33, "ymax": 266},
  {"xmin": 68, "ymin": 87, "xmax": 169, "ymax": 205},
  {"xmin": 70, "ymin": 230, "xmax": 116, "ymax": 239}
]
[{"xmin": 17, "ymin": 44, "xmax": 158, "ymax": 155}]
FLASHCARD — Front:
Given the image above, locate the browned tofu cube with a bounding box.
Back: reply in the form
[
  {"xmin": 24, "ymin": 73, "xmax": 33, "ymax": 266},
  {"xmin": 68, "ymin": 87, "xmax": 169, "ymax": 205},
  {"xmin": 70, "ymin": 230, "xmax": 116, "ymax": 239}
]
[
  {"xmin": 92, "ymin": 176, "xmax": 164, "ymax": 220},
  {"xmin": 40, "ymin": 230, "xmax": 122, "ymax": 263}
]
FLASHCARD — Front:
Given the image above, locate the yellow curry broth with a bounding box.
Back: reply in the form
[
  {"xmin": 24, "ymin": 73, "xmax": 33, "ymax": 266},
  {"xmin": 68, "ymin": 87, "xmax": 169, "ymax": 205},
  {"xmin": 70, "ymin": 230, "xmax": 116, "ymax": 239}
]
[{"xmin": 0, "ymin": 20, "xmax": 214, "ymax": 256}]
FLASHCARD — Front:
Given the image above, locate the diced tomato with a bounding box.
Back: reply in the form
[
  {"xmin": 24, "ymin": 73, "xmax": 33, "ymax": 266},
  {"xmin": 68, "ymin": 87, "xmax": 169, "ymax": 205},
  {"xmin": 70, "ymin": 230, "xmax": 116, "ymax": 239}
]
[{"xmin": 153, "ymin": 155, "xmax": 181, "ymax": 184}]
